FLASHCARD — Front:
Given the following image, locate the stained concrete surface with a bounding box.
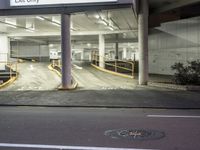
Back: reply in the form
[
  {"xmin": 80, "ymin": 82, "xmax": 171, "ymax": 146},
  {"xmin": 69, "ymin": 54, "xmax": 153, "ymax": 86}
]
[
  {"xmin": 72, "ymin": 64, "xmax": 137, "ymax": 90},
  {"xmin": 1, "ymin": 62, "xmax": 61, "ymax": 91},
  {"xmin": 0, "ymin": 62, "xmax": 199, "ymax": 109},
  {"xmin": 0, "ymin": 88, "xmax": 199, "ymax": 108}
]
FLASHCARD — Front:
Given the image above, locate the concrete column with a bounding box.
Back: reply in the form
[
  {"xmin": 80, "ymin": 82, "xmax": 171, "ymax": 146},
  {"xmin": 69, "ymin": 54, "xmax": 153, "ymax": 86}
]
[
  {"xmin": 123, "ymin": 48, "xmax": 127, "ymax": 60},
  {"xmin": 115, "ymin": 34, "xmax": 119, "ymax": 60},
  {"xmin": 99, "ymin": 34, "xmax": 105, "ymax": 68},
  {"xmin": 138, "ymin": 0, "xmax": 149, "ymax": 85},
  {"xmin": 0, "ymin": 35, "xmax": 9, "ymax": 70},
  {"xmin": 61, "ymin": 14, "xmax": 72, "ymax": 89}
]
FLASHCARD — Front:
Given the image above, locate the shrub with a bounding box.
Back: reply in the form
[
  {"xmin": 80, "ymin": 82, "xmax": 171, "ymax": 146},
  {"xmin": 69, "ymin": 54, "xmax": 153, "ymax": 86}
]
[{"xmin": 171, "ymin": 60, "xmax": 200, "ymax": 85}]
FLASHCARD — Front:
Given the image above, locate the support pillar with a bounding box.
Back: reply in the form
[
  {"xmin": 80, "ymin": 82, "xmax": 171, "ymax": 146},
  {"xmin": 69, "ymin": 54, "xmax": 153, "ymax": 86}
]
[
  {"xmin": 61, "ymin": 14, "xmax": 72, "ymax": 89},
  {"xmin": 123, "ymin": 48, "xmax": 127, "ymax": 60},
  {"xmin": 0, "ymin": 35, "xmax": 9, "ymax": 70},
  {"xmin": 99, "ymin": 34, "xmax": 105, "ymax": 68},
  {"xmin": 138, "ymin": 0, "xmax": 149, "ymax": 85},
  {"xmin": 115, "ymin": 34, "xmax": 119, "ymax": 60}
]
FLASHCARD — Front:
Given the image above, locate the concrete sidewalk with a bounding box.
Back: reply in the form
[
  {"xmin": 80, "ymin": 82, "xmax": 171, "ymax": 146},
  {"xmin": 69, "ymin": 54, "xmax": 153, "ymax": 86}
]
[{"xmin": 0, "ymin": 86, "xmax": 199, "ymax": 109}]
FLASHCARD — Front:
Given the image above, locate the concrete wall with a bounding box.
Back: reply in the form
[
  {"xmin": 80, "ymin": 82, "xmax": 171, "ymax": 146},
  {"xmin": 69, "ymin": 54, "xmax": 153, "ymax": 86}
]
[
  {"xmin": 11, "ymin": 42, "xmax": 49, "ymax": 61},
  {"xmin": 0, "ymin": 35, "xmax": 9, "ymax": 70},
  {"xmin": 149, "ymin": 16, "xmax": 200, "ymax": 75}
]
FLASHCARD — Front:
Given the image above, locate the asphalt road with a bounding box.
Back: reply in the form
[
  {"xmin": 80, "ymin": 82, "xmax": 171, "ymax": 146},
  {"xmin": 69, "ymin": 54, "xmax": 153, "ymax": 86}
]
[{"xmin": 0, "ymin": 107, "xmax": 200, "ymax": 150}]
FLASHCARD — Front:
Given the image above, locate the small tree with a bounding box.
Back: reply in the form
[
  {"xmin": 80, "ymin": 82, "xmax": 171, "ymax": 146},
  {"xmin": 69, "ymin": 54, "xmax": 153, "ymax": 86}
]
[{"xmin": 171, "ymin": 60, "xmax": 200, "ymax": 85}]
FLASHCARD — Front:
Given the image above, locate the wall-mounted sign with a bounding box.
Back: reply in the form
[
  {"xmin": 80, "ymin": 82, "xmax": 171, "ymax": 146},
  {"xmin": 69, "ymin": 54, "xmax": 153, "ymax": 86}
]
[{"xmin": 10, "ymin": 0, "xmax": 118, "ymax": 6}]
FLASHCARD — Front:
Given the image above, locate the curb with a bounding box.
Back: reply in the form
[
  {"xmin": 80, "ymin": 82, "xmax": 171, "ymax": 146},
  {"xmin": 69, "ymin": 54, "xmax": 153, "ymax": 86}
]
[
  {"xmin": 149, "ymin": 82, "xmax": 200, "ymax": 91},
  {"xmin": 0, "ymin": 104, "xmax": 199, "ymax": 109},
  {"xmin": 0, "ymin": 76, "xmax": 17, "ymax": 89},
  {"xmin": 48, "ymin": 64, "xmax": 61, "ymax": 77}
]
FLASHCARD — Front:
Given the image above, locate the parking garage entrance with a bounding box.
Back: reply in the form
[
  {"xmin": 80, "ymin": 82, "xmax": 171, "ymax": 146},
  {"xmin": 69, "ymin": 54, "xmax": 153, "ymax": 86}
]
[{"xmin": 0, "ymin": 0, "xmax": 140, "ymax": 91}]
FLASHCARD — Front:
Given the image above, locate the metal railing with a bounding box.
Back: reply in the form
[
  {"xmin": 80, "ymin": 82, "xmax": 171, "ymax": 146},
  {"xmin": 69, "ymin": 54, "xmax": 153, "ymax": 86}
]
[
  {"xmin": 91, "ymin": 52, "xmax": 135, "ymax": 78},
  {"xmin": 52, "ymin": 59, "xmax": 61, "ymax": 68},
  {"xmin": 0, "ymin": 61, "xmax": 18, "ymax": 80}
]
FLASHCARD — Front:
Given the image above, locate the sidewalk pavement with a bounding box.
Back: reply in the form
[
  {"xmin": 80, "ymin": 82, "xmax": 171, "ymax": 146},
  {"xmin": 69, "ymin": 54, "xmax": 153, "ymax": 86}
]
[{"xmin": 0, "ymin": 86, "xmax": 199, "ymax": 109}]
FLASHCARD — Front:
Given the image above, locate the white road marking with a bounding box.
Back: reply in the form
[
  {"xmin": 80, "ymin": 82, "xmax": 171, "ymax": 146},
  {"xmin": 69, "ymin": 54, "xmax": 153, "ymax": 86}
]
[
  {"xmin": 147, "ymin": 115, "xmax": 200, "ymax": 118},
  {"xmin": 0, "ymin": 143, "xmax": 157, "ymax": 150},
  {"xmin": 29, "ymin": 65, "xmax": 35, "ymax": 71}
]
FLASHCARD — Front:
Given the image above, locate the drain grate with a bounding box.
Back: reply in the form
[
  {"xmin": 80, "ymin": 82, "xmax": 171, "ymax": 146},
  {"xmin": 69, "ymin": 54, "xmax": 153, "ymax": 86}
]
[{"xmin": 105, "ymin": 129, "xmax": 165, "ymax": 140}]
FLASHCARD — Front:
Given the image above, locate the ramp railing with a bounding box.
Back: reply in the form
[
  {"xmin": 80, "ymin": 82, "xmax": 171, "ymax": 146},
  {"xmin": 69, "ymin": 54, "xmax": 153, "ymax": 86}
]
[
  {"xmin": 91, "ymin": 51, "xmax": 135, "ymax": 78},
  {"xmin": 0, "ymin": 61, "xmax": 18, "ymax": 82}
]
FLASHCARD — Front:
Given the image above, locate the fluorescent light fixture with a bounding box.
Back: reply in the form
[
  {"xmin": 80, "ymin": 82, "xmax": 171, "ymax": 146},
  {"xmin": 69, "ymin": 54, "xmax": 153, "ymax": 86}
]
[
  {"xmin": 49, "ymin": 44, "xmax": 54, "ymax": 47},
  {"xmin": 107, "ymin": 26, "xmax": 114, "ymax": 31},
  {"xmin": 87, "ymin": 43, "xmax": 91, "ymax": 47},
  {"xmin": 26, "ymin": 29, "xmax": 35, "ymax": 32},
  {"xmin": 6, "ymin": 24, "xmax": 17, "ymax": 28},
  {"xmin": 98, "ymin": 20, "xmax": 108, "ymax": 26},
  {"xmin": 94, "ymin": 15, "xmax": 100, "ymax": 19},
  {"xmin": 51, "ymin": 22, "xmax": 60, "ymax": 27},
  {"xmin": 36, "ymin": 16, "xmax": 45, "ymax": 21}
]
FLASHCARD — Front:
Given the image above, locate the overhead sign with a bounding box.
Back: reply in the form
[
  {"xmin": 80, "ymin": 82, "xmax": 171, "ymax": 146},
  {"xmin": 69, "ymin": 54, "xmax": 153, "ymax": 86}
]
[{"xmin": 10, "ymin": 0, "xmax": 118, "ymax": 6}]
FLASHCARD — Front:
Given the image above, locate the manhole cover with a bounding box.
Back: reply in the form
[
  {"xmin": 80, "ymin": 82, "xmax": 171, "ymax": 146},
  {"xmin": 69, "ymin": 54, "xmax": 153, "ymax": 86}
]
[{"xmin": 105, "ymin": 129, "xmax": 165, "ymax": 140}]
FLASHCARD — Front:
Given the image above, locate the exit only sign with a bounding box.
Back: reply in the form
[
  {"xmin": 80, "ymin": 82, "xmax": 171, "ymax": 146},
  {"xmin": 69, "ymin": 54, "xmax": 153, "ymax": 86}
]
[{"xmin": 10, "ymin": 0, "xmax": 118, "ymax": 6}]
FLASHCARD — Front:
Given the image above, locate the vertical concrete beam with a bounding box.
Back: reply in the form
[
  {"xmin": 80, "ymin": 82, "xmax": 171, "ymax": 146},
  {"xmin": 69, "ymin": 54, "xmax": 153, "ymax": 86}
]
[
  {"xmin": 61, "ymin": 14, "xmax": 72, "ymax": 89},
  {"xmin": 123, "ymin": 47, "xmax": 127, "ymax": 60},
  {"xmin": 99, "ymin": 34, "xmax": 105, "ymax": 68},
  {"xmin": 115, "ymin": 34, "xmax": 119, "ymax": 60},
  {"xmin": 0, "ymin": 35, "xmax": 9, "ymax": 70},
  {"xmin": 138, "ymin": 0, "xmax": 149, "ymax": 85}
]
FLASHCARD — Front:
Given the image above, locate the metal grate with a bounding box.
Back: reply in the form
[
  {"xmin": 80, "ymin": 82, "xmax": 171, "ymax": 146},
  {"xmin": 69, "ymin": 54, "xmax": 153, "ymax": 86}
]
[{"xmin": 105, "ymin": 129, "xmax": 165, "ymax": 140}]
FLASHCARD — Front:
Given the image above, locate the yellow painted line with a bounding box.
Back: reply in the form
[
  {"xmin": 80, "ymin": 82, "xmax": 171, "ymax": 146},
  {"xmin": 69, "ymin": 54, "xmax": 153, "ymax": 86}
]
[
  {"xmin": 0, "ymin": 76, "xmax": 17, "ymax": 89},
  {"xmin": 48, "ymin": 64, "xmax": 78, "ymax": 90},
  {"xmin": 91, "ymin": 64, "xmax": 134, "ymax": 79},
  {"xmin": 48, "ymin": 64, "xmax": 61, "ymax": 77}
]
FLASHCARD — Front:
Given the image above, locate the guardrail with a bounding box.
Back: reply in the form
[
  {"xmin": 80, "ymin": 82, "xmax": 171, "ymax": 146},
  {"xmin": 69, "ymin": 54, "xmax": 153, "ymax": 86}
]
[
  {"xmin": 0, "ymin": 61, "xmax": 18, "ymax": 79},
  {"xmin": 51, "ymin": 59, "xmax": 61, "ymax": 68},
  {"xmin": 91, "ymin": 52, "xmax": 135, "ymax": 78}
]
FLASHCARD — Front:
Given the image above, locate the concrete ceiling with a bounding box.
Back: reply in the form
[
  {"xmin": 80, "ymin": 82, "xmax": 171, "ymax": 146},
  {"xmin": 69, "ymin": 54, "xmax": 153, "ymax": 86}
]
[
  {"xmin": 0, "ymin": 0, "xmax": 200, "ymax": 45},
  {"xmin": 0, "ymin": 8, "xmax": 137, "ymax": 45},
  {"xmin": 149, "ymin": 0, "xmax": 200, "ymax": 27}
]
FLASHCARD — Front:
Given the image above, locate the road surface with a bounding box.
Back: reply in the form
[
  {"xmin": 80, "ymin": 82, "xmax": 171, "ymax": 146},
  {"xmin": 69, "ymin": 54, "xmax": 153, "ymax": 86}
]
[{"xmin": 0, "ymin": 107, "xmax": 199, "ymax": 150}]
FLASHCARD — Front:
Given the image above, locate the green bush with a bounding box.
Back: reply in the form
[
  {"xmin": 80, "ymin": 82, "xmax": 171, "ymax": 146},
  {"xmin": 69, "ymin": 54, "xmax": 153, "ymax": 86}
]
[{"xmin": 171, "ymin": 60, "xmax": 200, "ymax": 85}]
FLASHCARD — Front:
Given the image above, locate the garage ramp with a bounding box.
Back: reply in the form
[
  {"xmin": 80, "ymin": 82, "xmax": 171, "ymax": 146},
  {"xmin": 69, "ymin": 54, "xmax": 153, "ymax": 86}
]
[
  {"xmin": 72, "ymin": 62, "xmax": 137, "ymax": 90},
  {"xmin": 1, "ymin": 62, "xmax": 136, "ymax": 91},
  {"xmin": 1, "ymin": 62, "xmax": 61, "ymax": 91}
]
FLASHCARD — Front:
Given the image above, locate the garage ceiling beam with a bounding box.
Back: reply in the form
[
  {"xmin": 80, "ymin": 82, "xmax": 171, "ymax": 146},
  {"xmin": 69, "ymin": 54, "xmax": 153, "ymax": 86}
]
[
  {"xmin": 152, "ymin": 0, "xmax": 200, "ymax": 14},
  {"xmin": 8, "ymin": 30, "xmax": 137, "ymax": 37}
]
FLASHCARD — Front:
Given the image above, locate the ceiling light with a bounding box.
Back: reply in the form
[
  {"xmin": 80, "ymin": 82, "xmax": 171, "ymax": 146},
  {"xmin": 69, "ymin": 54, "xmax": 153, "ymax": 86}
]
[
  {"xmin": 6, "ymin": 24, "xmax": 17, "ymax": 28},
  {"xmin": 107, "ymin": 26, "xmax": 114, "ymax": 31},
  {"xmin": 49, "ymin": 44, "xmax": 54, "ymax": 47},
  {"xmin": 98, "ymin": 20, "xmax": 107, "ymax": 26},
  {"xmin": 36, "ymin": 16, "xmax": 45, "ymax": 21},
  {"xmin": 94, "ymin": 15, "xmax": 100, "ymax": 19},
  {"xmin": 51, "ymin": 22, "xmax": 60, "ymax": 27},
  {"xmin": 87, "ymin": 43, "xmax": 91, "ymax": 47},
  {"xmin": 26, "ymin": 29, "xmax": 35, "ymax": 32}
]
